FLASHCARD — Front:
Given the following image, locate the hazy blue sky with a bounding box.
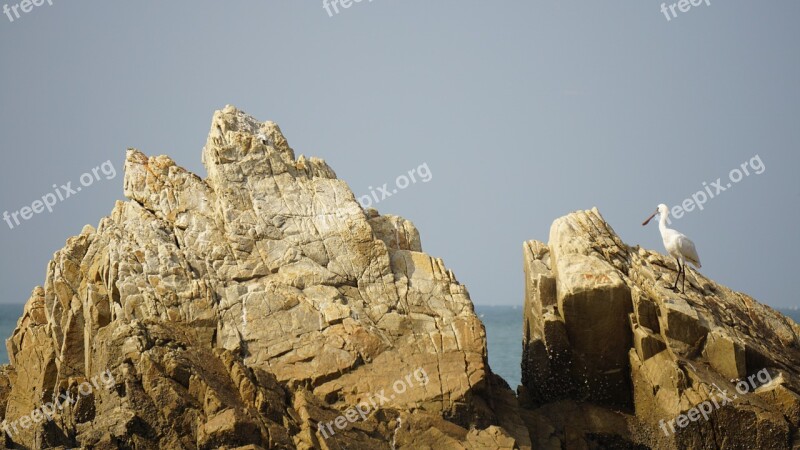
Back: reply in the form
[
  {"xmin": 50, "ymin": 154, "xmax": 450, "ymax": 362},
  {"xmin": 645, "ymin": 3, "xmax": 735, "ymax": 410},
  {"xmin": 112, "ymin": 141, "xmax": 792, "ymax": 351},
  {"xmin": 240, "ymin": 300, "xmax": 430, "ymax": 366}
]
[{"xmin": 1, "ymin": 1, "xmax": 798, "ymax": 309}]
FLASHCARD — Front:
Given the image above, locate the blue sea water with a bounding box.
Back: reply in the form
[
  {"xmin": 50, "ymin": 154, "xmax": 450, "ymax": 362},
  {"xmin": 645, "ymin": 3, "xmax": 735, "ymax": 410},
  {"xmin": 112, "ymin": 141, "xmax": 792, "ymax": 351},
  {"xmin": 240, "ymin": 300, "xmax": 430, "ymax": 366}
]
[
  {"xmin": 0, "ymin": 303, "xmax": 24, "ymax": 364},
  {"xmin": 475, "ymin": 304, "xmax": 523, "ymax": 389}
]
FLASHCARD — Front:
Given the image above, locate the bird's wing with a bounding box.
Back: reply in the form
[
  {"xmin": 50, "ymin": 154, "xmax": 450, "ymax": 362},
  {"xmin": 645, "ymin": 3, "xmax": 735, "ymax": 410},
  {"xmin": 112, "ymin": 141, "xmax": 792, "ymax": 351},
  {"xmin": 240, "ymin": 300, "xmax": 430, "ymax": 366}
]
[{"xmin": 676, "ymin": 234, "xmax": 702, "ymax": 268}]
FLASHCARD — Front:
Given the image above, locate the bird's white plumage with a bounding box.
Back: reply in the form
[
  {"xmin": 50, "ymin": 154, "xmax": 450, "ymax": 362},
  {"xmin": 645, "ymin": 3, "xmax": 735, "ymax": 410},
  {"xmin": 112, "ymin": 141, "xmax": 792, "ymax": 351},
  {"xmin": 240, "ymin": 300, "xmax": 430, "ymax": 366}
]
[
  {"xmin": 675, "ymin": 234, "xmax": 701, "ymax": 268},
  {"xmin": 662, "ymin": 228, "xmax": 701, "ymax": 268},
  {"xmin": 655, "ymin": 204, "xmax": 701, "ymax": 268},
  {"xmin": 643, "ymin": 204, "xmax": 703, "ymax": 293}
]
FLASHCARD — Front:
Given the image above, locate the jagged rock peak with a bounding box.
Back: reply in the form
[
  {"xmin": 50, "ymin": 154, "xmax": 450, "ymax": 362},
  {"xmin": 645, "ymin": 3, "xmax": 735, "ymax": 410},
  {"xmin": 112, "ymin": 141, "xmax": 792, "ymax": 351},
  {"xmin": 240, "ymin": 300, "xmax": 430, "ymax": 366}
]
[{"xmin": 0, "ymin": 106, "xmax": 527, "ymax": 450}]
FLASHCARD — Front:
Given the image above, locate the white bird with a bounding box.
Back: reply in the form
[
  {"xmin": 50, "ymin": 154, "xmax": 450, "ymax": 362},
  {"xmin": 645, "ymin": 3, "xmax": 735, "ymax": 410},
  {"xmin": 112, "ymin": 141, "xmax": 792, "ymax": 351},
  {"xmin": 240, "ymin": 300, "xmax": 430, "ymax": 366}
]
[{"xmin": 642, "ymin": 204, "xmax": 702, "ymax": 294}]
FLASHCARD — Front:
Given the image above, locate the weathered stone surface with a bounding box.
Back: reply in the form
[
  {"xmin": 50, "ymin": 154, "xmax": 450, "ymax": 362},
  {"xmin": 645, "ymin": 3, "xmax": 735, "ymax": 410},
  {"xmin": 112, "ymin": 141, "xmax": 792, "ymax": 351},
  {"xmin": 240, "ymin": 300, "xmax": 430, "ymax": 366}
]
[
  {"xmin": 703, "ymin": 328, "xmax": 746, "ymax": 380},
  {"xmin": 522, "ymin": 208, "xmax": 800, "ymax": 449},
  {"xmin": 520, "ymin": 400, "xmax": 648, "ymax": 450},
  {"xmin": 754, "ymin": 382, "xmax": 800, "ymax": 426},
  {"xmin": 524, "ymin": 212, "xmax": 635, "ymax": 410},
  {"xmin": 0, "ymin": 106, "xmax": 521, "ymax": 449},
  {"xmin": 367, "ymin": 214, "xmax": 422, "ymax": 252},
  {"xmin": 632, "ymin": 323, "xmax": 667, "ymax": 362}
]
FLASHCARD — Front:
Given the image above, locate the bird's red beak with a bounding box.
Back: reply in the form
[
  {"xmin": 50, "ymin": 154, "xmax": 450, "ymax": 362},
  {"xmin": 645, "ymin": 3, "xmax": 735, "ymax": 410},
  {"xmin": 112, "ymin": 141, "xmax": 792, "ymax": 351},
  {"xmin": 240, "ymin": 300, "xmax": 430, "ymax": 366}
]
[{"xmin": 642, "ymin": 211, "xmax": 657, "ymax": 226}]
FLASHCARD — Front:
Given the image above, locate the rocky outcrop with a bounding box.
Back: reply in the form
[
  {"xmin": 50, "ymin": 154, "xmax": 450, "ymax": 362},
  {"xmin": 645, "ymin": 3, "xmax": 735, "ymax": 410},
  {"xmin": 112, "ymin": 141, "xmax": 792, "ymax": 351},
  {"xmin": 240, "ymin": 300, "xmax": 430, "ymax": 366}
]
[
  {"xmin": 1, "ymin": 106, "xmax": 798, "ymax": 449},
  {"xmin": 521, "ymin": 208, "xmax": 800, "ymax": 449},
  {"xmin": 0, "ymin": 106, "xmax": 527, "ymax": 449}
]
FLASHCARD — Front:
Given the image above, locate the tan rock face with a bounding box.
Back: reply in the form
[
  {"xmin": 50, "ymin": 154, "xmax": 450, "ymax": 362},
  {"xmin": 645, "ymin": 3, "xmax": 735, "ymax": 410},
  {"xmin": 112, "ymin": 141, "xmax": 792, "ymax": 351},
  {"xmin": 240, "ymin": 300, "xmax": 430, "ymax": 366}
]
[
  {"xmin": 0, "ymin": 106, "xmax": 524, "ymax": 449},
  {"xmin": 522, "ymin": 208, "xmax": 800, "ymax": 449}
]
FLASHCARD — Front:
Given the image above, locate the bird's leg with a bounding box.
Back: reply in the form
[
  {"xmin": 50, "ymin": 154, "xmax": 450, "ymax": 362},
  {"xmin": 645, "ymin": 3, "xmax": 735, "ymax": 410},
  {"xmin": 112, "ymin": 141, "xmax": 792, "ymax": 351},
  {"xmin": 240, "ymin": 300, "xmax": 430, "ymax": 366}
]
[
  {"xmin": 672, "ymin": 258, "xmax": 682, "ymax": 292},
  {"xmin": 681, "ymin": 265, "xmax": 687, "ymax": 294}
]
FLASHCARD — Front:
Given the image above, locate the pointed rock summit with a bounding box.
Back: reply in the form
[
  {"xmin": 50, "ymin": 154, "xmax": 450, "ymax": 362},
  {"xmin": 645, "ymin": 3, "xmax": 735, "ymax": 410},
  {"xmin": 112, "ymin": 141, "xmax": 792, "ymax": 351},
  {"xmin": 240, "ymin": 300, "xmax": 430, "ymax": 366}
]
[{"xmin": 1, "ymin": 106, "xmax": 520, "ymax": 450}]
